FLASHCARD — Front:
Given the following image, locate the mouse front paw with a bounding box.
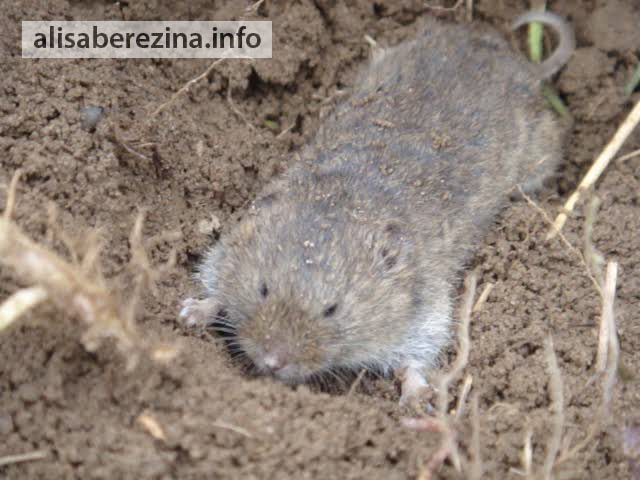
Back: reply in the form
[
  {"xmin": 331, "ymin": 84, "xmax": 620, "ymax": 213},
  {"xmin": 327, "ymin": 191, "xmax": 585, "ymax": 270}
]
[{"xmin": 179, "ymin": 297, "xmax": 218, "ymax": 327}]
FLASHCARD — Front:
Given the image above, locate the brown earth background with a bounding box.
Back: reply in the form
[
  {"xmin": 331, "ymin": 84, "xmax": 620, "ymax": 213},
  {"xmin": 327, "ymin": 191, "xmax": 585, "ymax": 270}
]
[{"xmin": 1, "ymin": 0, "xmax": 640, "ymax": 478}]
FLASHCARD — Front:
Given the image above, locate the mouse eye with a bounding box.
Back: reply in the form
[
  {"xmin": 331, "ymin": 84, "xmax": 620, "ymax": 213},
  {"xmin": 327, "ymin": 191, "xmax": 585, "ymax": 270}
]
[
  {"xmin": 323, "ymin": 303, "xmax": 338, "ymax": 318},
  {"xmin": 380, "ymin": 248, "xmax": 398, "ymax": 270},
  {"xmin": 260, "ymin": 282, "xmax": 269, "ymax": 298}
]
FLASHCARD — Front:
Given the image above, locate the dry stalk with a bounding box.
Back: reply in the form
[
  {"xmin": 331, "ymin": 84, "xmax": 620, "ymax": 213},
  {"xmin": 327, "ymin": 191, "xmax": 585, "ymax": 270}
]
[
  {"xmin": 347, "ymin": 368, "xmax": 367, "ymax": 397},
  {"xmin": 616, "ymin": 148, "xmax": 640, "ymax": 163},
  {"xmin": 601, "ymin": 261, "xmax": 620, "ymax": 406},
  {"xmin": 547, "ymin": 98, "xmax": 640, "ymax": 239},
  {"xmin": 152, "ymin": 57, "xmax": 228, "ymax": 117},
  {"xmin": 596, "ymin": 261, "xmax": 618, "ymax": 372},
  {"xmin": 542, "ymin": 336, "xmax": 564, "ymax": 480},
  {"xmin": 465, "ymin": 0, "xmax": 474, "ymax": 22},
  {"xmin": 227, "ymin": 82, "xmax": 258, "ymax": 132},
  {"xmin": 523, "ymin": 427, "xmax": 533, "ymax": 477},
  {"xmin": 47, "ymin": 203, "xmax": 106, "ymax": 283},
  {"xmin": 510, "ymin": 426, "xmax": 534, "ymax": 477},
  {"xmin": 0, "ymin": 170, "xmax": 180, "ymax": 366},
  {"xmin": 0, "ymin": 286, "xmax": 48, "ymax": 331},
  {"xmin": 468, "ymin": 392, "xmax": 483, "ymax": 480},
  {"xmin": 46, "ymin": 203, "xmax": 78, "ymax": 265},
  {"xmin": 511, "ymin": 341, "xmax": 565, "ymax": 479},
  {"xmin": 244, "ymin": 0, "xmax": 264, "ymax": 14},
  {"xmin": 128, "ymin": 210, "xmax": 181, "ymax": 297},
  {"xmin": 276, "ymin": 122, "xmax": 296, "ymax": 139},
  {"xmin": 454, "ymin": 374, "xmax": 473, "ymax": 421},
  {"xmin": 472, "ymin": 282, "xmax": 494, "ymax": 313},
  {"xmin": 517, "ymin": 202, "xmax": 619, "ymax": 473},
  {"xmin": 424, "ymin": 0, "xmax": 464, "ymax": 12},
  {"xmin": 151, "ymin": 4, "xmax": 259, "ymax": 120},
  {"xmin": 524, "ymin": 161, "xmax": 620, "ymax": 471},
  {"xmin": 407, "ymin": 273, "xmax": 477, "ymax": 478},
  {"xmin": 0, "ymin": 450, "xmax": 48, "ymax": 467},
  {"xmin": 363, "ymin": 34, "xmax": 378, "ymax": 49},
  {"xmin": 137, "ymin": 411, "xmax": 167, "ymax": 441},
  {"xmin": 437, "ymin": 273, "xmax": 476, "ymax": 415},
  {"xmin": 213, "ymin": 419, "xmax": 254, "ymax": 438},
  {"xmin": 556, "ymin": 261, "xmax": 619, "ymax": 464},
  {"xmin": 433, "ymin": 273, "xmax": 476, "ymax": 473},
  {"xmin": 518, "ymin": 185, "xmax": 601, "ymax": 294},
  {"xmin": 584, "ymin": 195, "xmax": 605, "ymax": 286}
]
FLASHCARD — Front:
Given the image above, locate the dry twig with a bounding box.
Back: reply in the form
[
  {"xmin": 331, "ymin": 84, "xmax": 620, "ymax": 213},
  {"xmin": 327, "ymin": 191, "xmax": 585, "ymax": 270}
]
[
  {"xmin": 469, "ymin": 393, "xmax": 483, "ymax": 480},
  {"xmin": 0, "ymin": 170, "xmax": 138, "ymax": 355},
  {"xmin": 547, "ymin": 98, "xmax": 640, "ymax": 239},
  {"xmin": 244, "ymin": 0, "xmax": 264, "ymax": 14},
  {"xmin": 137, "ymin": 411, "xmax": 167, "ymax": 441},
  {"xmin": 515, "ymin": 188, "xmax": 619, "ymax": 472},
  {"xmin": 213, "ymin": 419, "xmax": 254, "ymax": 438},
  {"xmin": 227, "ymin": 82, "xmax": 258, "ymax": 132},
  {"xmin": 472, "ymin": 282, "xmax": 494, "ymax": 313},
  {"xmin": 542, "ymin": 336, "xmax": 564, "ymax": 480},
  {"xmin": 128, "ymin": 210, "xmax": 181, "ymax": 297},
  {"xmin": 0, "ymin": 450, "xmax": 48, "ymax": 467},
  {"xmin": 512, "ymin": 427, "xmax": 534, "ymax": 477},
  {"xmin": 596, "ymin": 261, "xmax": 619, "ymax": 373},
  {"xmin": 518, "ymin": 185, "xmax": 601, "ymax": 294},
  {"xmin": 424, "ymin": 0, "xmax": 463, "ymax": 12},
  {"xmin": 0, "ymin": 286, "xmax": 48, "ymax": 331},
  {"xmin": 152, "ymin": 58, "xmax": 227, "ymax": 117},
  {"xmin": 406, "ymin": 274, "xmax": 477, "ymax": 478},
  {"xmin": 584, "ymin": 195, "xmax": 605, "ymax": 286},
  {"xmin": 616, "ymin": 148, "xmax": 640, "ymax": 164},
  {"xmin": 454, "ymin": 374, "xmax": 473, "ymax": 421},
  {"xmin": 437, "ymin": 273, "xmax": 476, "ymax": 415},
  {"xmin": 557, "ymin": 261, "xmax": 619, "ymax": 464},
  {"xmin": 347, "ymin": 369, "xmax": 367, "ymax": 397},
  {"xmin": 465, "ymin": 0, "xmax": 474, "ymax": 22},
  {"xmin": 0, "ymin": 170, "xmax": 179, "ymax": 366}
]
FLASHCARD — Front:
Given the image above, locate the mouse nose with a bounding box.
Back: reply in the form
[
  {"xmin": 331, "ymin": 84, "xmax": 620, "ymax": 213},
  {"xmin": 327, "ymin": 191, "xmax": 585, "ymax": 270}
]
[{"xmin": 262, "ymin": 351, "xmax": 288, "ymax": 374}]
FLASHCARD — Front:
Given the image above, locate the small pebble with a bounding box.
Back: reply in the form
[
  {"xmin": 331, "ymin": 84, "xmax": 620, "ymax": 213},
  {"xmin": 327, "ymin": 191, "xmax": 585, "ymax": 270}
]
[{"xmin": 80, "ymin": 104, "xmax": 105, "ymax": 132}]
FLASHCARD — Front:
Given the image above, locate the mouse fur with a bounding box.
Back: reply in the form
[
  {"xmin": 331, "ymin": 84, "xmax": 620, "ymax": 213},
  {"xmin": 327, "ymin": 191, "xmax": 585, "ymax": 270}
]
[{"xmin": 180, "ymin": 11, "xmax": 574, "ymax": 402}]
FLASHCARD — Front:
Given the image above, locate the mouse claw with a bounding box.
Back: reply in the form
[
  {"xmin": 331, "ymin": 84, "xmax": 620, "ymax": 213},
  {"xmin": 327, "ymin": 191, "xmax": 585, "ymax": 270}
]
[{"xmin": 179, "ymin": 297, "xmax": 218, "ymax": 327}]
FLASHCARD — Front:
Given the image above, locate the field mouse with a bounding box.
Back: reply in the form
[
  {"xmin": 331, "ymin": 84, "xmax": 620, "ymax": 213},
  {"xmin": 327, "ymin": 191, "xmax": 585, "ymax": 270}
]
[{"xmin": 180, "ymin": 11, "xmax": 574, "ymax": 403}]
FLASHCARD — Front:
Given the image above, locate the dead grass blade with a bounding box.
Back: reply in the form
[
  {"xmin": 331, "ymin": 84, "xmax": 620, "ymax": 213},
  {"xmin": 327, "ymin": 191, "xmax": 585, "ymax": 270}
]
[
  {"xmin": 547, "ymin": 98, "xmax": 640, "ymax": 239},
  {"xmin": 0, "ymin": 170, "xmax": 180, "ymax": 367}
]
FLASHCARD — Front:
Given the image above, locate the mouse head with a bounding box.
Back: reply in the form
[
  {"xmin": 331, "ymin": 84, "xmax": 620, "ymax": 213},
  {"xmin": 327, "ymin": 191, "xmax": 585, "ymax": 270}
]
[{"xmin": 197, "ymin": 191, "xmax": 422, "ymax": 384}]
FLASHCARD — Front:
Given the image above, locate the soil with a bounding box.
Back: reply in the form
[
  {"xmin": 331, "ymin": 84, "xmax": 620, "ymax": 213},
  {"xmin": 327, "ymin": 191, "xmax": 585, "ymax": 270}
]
[{"xmin": 1, "ymin": 0, "xmax": 639, "ymax": 478}]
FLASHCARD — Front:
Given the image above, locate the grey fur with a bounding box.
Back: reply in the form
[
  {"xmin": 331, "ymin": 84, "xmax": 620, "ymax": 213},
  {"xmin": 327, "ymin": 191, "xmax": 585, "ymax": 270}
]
[{"xmin": 182, "ymin": 12, "xmax": 573, "ymax": 390}]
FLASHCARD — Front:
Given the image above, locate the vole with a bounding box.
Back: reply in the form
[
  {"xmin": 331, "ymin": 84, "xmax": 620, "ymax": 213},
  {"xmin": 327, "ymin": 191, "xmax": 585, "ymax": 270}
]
[{"xmin": 180, "ymin": 11, "xmax": 574, "ymax": 403}]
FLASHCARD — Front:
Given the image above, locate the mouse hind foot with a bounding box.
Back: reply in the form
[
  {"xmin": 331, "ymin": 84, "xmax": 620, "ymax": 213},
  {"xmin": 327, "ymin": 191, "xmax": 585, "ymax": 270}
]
[{"xmin": 398, "ymin": 363, "xmax": 432, "ymax": 408}]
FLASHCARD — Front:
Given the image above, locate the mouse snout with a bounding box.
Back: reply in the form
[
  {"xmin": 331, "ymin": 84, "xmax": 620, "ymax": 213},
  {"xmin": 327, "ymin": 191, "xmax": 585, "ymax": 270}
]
[
  {"xmin": 262, "ymin": 351, "xmax": 288, "ymax": 373},
  {"xmin": 258, "ymin": 345, "xmax": 293, "ymax": 376}
]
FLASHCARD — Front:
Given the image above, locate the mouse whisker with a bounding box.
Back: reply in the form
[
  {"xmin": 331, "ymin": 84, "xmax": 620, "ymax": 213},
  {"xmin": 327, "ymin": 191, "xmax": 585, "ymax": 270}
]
[{"xmin": 209, "ymin": 327, "xmax": 238, "ymax": 335}]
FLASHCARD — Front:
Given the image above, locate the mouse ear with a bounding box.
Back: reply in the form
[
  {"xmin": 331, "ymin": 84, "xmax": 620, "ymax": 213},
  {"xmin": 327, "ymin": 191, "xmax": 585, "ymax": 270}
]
[{"xmin": 375, "ymin": 222, "xmax": 411, "ymax": 273}]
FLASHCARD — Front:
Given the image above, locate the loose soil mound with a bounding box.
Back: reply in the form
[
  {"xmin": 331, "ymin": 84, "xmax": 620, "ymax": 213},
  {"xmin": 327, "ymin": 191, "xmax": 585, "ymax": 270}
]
[{"xmin": 1, "ymin": 0, "xmax": 639, "ymax": 478}]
